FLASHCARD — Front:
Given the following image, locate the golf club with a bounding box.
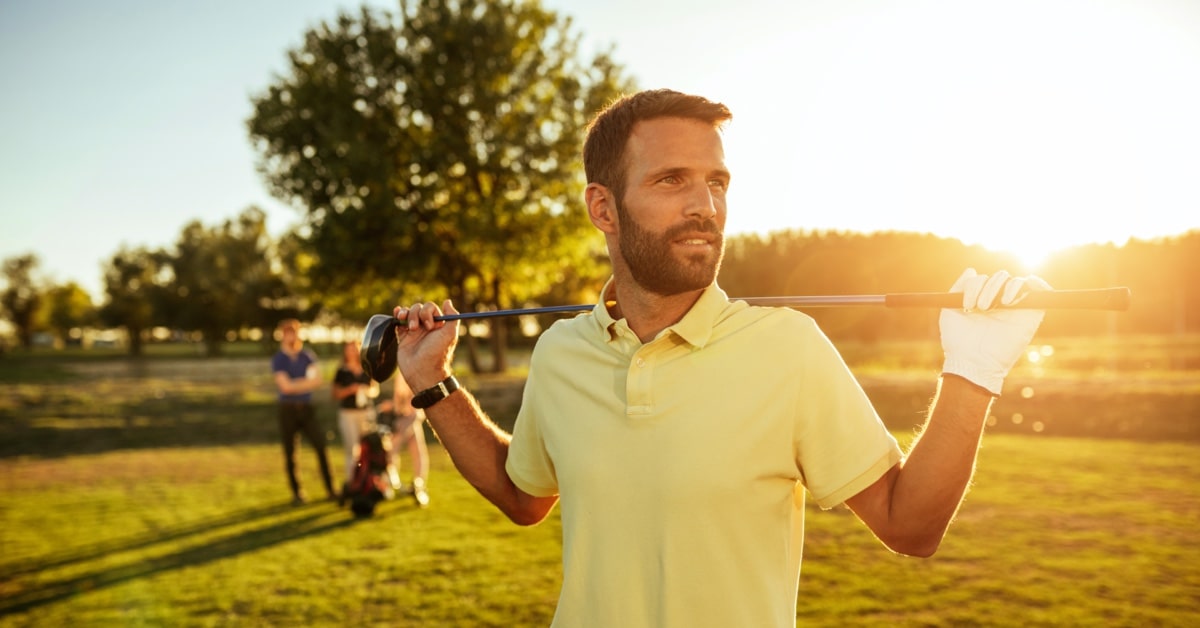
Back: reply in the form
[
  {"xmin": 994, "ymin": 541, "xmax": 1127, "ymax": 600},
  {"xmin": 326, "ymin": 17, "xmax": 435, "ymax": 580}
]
[{"xmin": 360, "ymin": 286, "xmax": 1131, "ymax": 382}]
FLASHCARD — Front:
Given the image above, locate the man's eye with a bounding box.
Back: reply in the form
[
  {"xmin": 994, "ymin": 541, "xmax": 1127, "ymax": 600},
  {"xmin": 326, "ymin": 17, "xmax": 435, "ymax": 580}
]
[{"xmin": 709, "ymin": 179, "xmax": 729, "ymax": 190}]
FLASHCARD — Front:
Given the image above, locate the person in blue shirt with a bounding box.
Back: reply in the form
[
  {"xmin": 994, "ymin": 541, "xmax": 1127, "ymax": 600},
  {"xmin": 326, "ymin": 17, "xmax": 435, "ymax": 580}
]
[{"xmin": 271, "ymin": 318, "xmax": 335, "ymax": 504}]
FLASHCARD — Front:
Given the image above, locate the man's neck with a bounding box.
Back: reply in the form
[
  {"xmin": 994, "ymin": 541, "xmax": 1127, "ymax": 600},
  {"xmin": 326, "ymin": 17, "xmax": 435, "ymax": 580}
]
[{"xmin": 608, "ymin": 280, "xmax": 704, "ymax": 343}]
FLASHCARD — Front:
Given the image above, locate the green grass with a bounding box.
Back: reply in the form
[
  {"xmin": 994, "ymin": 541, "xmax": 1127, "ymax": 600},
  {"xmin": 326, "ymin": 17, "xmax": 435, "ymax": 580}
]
[
  {"xmin": 3, "ymin": 437, "xmax": 1197, "ymax": 627},
  {"xmin": 1, "ymin": 338, "xmax": 1198, "ymax": 626},
  {"xmin": 797, "ymin": 435, "xmax": 1200, "ymax": 627},
  {"xmin": 0, "ymin": 445, "xmax": 563, "ymax": 626}
]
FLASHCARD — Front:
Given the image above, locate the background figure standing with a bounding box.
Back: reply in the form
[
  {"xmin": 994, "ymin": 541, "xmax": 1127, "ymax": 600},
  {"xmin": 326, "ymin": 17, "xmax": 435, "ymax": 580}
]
[
  {"xmin": 332, "ymin": 339, "xmax": 378, "ymax": 500},
  {"xmin": 377, "ymin": 372, "xmax": 430, "ymax": 507},
  {"xmin": 271, "ymin": 318, "xmax": 335, "ymax": 505}
]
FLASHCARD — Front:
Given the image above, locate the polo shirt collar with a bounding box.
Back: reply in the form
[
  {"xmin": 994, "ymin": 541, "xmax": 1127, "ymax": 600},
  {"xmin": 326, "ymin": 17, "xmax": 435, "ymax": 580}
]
[
  {"xmin": 590, "ymin": 278, "xmax": 732, "ymax": 349},
  {"xmin": 668, "ymin": 283, "xmax": 729, "ymax": 348}
]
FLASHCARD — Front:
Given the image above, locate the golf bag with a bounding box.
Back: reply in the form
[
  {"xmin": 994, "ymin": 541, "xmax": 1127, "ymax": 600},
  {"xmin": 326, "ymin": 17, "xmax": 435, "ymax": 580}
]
[{"xmin": 344, "ymin": 419, "xmax": 397, "ymax": 518}]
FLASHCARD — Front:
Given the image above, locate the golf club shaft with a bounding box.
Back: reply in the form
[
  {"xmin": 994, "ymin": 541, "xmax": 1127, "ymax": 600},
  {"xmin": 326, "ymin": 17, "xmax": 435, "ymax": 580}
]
[
  {"xmin": 404, "ymin": 287, "xmax": 1130, "ymax": 322},
  {"xmin": 749, "ymin": 287, "xmax": 1131, "ymax": 310}
]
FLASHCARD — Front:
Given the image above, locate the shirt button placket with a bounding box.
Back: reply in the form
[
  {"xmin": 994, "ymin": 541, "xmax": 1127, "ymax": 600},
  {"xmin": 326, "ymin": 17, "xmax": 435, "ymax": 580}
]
[{"xmin": 626, "ymin": 352, "xmax": 653, "ymax": 416}]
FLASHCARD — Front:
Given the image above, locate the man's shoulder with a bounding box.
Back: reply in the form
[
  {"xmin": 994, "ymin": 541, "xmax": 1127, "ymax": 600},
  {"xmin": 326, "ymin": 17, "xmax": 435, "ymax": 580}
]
[
  {"xmin": 530, "ymin": 312, "xmax": 602, "ymax": 355},
  {"xmin": 543, "ymin": 311, "xmax": 598, "ymax": 337},
  {"xmin": 717, "ymin": 300, "xmax": 822, "ymax": 337}
]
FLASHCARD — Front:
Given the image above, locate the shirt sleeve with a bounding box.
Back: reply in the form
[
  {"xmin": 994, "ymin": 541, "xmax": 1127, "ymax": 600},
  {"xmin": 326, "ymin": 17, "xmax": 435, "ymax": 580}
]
[
  {"xmin": 792, "ymin": 320, "xmax": 903, "ymax": 509},
  {"xmin": 505, "ymin": 348, "xmax": 560, "ymax": 497}
]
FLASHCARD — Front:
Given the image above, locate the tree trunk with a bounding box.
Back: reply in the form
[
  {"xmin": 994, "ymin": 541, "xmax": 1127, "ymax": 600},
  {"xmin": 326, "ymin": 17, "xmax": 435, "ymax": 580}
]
[
  {"xmin": 463, "ymin": 332, "xmax": 482, "ymax": 374},
  {"xmin": 489, "ymin": 276, "xmax": 507, "ymax": 373},
  {"xmin": 128, "ymin": 327, "xmax": 144, "ymax": 356},
  {"xmin": 452, "ymin": 282, "xmax": 482, "ymax": 374},
  {"xmin": 489, "ymin": 320, "xmax": 508, "ymax": 373},
  {"xmin": 204, "ymin": 332, "xmax": 223, "ymax": 357}
]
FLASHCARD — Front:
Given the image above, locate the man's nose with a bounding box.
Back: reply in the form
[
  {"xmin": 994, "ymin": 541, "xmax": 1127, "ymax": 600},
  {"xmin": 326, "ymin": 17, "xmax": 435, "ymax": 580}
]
[{"xmin": 684, "ymin": 182, "xmax": 719, "ymax": 220}]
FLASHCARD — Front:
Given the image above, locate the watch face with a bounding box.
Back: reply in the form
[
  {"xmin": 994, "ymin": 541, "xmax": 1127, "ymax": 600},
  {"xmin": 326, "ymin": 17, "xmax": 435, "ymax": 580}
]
[{"xmin": 413, "ymin": 377, "xmax": 457, "ymax": 409}]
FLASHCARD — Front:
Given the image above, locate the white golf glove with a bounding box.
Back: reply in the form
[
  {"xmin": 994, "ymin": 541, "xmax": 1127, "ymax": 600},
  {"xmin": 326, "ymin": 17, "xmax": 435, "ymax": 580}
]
[{"xmin": 940, "ymin": 268, "xmax": 1051, "ymax": 396}]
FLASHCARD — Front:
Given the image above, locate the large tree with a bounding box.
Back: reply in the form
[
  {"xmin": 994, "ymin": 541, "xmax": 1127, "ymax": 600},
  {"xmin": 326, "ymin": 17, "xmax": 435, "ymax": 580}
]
[
  {"xmin": 166, "ymin": 207, "xmax": 290, "ymax": 356},
  {"xmin": 44, "ymin": 281, "xmax": 96, "ymax": 347},
  {"xmin": 1, "ymin": 254, "xmax": 45, "ymax": 350},
  {"xmin": 99, "ymin": 246, "xmax": 169, "ymax": 356},
  {"xmin": 248, "ymin": 0, "xmax": 631, "ymax": 371}
]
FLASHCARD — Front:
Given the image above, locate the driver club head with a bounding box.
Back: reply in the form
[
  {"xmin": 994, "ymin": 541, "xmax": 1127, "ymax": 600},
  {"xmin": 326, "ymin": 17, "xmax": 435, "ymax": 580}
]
[{"xmin": 360, "ymin": 314, "xmax": 398, "ymax": 383}]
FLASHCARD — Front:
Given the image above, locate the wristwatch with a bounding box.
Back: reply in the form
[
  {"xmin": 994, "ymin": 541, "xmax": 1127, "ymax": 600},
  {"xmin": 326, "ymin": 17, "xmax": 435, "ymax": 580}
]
[{"xmin": 411, "ymin": 375, "xmax": 459, "ymax": 409}]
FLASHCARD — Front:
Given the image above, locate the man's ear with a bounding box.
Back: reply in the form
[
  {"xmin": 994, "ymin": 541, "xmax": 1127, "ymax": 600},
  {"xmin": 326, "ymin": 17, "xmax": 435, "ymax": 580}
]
[{"xmin": 586, "ymin": 183, "xmax": 617, "ymax": 234}]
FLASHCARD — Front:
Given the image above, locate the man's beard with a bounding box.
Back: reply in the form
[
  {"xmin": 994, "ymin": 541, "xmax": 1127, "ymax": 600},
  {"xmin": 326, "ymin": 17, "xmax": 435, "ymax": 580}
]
[{"xmin": 616, "ymin": 199, "xmax": 724, "ymax": 297}]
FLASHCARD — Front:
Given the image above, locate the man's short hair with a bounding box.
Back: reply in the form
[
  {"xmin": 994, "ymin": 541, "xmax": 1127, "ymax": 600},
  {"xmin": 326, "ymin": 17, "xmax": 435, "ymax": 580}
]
[
  {"xmin": 583, "ymin": 89, "xmax": 732, "ymax": 201},
  {"xmin": 277, "ymin": 318, "xmax": 301, "ymax": 333}
]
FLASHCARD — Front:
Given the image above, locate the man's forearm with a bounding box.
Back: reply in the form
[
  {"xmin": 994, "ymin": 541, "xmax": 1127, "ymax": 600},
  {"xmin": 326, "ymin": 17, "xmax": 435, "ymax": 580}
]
[
  {"xmin": 276, "ymin": 375, "xmax": 317, "ymax": 396},
  {"xmin": 422, "ymin": 387, "xmax": 556, "ymax": 526},
  {"xmin": 284, "ymin": 377, "xmax": 322, "ymax": 395},
  {"xmin": 887, "ymin": 374, "xmax": 995, "ymax": 554}
]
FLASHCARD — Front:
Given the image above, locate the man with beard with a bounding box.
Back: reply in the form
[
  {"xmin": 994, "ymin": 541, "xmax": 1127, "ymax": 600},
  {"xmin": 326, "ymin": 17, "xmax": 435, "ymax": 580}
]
[{"xmin": 390, "ymin": 89, "xmax": 1049, "ymax": 627}]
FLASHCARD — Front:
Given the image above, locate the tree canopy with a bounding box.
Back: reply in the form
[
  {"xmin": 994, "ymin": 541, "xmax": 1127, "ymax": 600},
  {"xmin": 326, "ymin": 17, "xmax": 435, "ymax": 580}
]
[
  {"xmin": 94, "ymin": 207, "xmax": 294, "ymax": 356},
  {"xmin": 1, "ymin": 254, "xmax": 45, "ymax": 350},
  {"xmin": 44, "ymin": 282, "xmax": 95, "ymax": 346},
  {"xmin": 98, "ymin": 246, "xmax": 169, "ymax": 356},
  {"xmin": 247, "ymin": 0, "xmax": 632, "ymax": 369},
  {"xmin": 168, "ymin": 207, "xmax": 292, "ymax": 356}
]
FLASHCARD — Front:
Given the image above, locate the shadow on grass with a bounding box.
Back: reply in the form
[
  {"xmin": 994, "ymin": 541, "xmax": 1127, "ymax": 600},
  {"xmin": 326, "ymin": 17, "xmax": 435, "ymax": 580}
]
[
  {"xmin": 2, "ymin": 502, "xmax": 296, "ymax": 578},
  {"xmin": 0, "ymin": 499, "xmax": 358, "ymax": 617},
  {"xmin": 0, "ymin": 394, "xmax": 332, "ymax": 460}
]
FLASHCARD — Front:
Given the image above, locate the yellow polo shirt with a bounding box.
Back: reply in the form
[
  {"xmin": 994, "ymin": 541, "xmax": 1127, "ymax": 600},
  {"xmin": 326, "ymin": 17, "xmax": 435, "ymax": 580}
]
[{"xmin": 506, "ymin": 281, "xmax": 902, "ymax": 628}]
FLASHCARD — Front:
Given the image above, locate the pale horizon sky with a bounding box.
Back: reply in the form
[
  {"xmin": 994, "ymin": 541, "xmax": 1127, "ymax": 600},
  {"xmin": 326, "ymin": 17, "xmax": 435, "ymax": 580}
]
[{"xmin": 3, "ymin": 0, "xmax": 1198, "ymax": 300}]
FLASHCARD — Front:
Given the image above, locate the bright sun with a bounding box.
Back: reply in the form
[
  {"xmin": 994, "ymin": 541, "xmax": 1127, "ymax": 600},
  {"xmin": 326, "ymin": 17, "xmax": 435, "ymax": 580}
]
[
  {"xmin": 714, "ymin": 1, "xmax": 1197, "ymax": 267},
  {"xmin": 962, "ymin": 232, "xmax": 1071, "ymax": 274}
]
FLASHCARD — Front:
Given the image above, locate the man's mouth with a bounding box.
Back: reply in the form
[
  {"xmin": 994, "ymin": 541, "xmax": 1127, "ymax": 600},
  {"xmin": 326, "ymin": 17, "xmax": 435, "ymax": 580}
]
[{"xmin": 665, "ymin": 219, "xmax": 722, "ymax": 249}]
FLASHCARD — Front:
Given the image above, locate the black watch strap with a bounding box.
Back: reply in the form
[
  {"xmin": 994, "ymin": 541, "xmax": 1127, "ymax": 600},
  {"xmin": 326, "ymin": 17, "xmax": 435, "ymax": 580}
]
[{"xmin": 411, "ymin": 375, "xmax": 459, "ymax": 409}]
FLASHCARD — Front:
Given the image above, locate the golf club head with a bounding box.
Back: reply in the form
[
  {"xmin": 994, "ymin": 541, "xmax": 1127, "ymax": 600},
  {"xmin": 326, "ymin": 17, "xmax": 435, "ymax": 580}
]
[{"xmin": 360, "ymin": 314, "xmax": 398, "ymax": 383}]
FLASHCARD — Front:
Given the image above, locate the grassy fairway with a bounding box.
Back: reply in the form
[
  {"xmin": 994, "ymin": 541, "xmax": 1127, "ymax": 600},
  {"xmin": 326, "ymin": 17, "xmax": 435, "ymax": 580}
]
[
  {"xmin": 798, "ymin": 435, "xmax": 1200, "ymax": 627},
  {"xmin": 1, "ymin": 445, "xmax": 563, "ymax": 626},
  {"xmin": 3, "ymin": 437, "xmax": 1198, "ymax": 626},
  {"xmin": 1, "ymin": 342, "xmax": 1198, "ymax": 626}
]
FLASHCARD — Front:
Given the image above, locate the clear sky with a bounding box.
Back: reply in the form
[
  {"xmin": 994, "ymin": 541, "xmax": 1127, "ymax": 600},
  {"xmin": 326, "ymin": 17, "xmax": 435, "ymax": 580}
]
[{"xmin": 3, "ymin": 0, "xmax": 1198, "ymax": 300}]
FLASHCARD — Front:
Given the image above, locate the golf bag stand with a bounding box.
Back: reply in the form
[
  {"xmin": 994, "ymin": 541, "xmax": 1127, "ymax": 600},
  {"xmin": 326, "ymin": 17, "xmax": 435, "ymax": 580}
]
[{"xmin": 344, "ymin": 418, "xmax": 398, "ymax": 518}]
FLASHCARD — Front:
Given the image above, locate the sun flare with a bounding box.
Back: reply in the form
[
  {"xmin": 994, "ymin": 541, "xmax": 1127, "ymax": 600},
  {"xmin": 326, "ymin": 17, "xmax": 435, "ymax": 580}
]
[{"xmin": 714, "ymin": 0, "xmax": 1199, "ymax": 266}]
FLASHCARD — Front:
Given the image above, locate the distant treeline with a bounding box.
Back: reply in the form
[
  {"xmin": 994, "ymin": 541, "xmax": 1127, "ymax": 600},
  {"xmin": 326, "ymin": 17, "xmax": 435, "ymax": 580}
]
[
  {"xmin": 3, "ymin": 226, "xmax": 1196, "ymax": 357},
  {"xmin": 716, "ymin": 228, "xmax": 1199, "ymax": 341}
]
